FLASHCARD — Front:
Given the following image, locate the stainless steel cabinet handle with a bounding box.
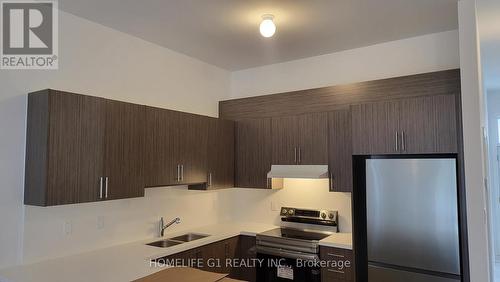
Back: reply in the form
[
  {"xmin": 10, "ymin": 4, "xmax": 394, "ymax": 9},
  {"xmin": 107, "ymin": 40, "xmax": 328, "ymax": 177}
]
[
  {"xmin": 327, "ymin": 253, "xmax": 345, "ymax": 258},
  {"xmin": 180, "ymin": 165, "xmax": 184, "ymax": 181},
  {"xmin": 298, "ymin": 147, "xmax": 301, "ymax": 164},
  {"xmin": 401, "ymin": 130, "xmax": 406, "ymax": 152},
  {"xmin": 208, "ymin": 172, "xmax": 212, "ymax": 186},
  {"xmin": 395, "ymin": 131, "xmax": 399, "ymax": 152},
  {"xmin": 327, "ymin": 269, "xmax": 345, "ymax": 274},
  {"xmin": 294, "ymin": 147, "xmax": 297, "ymax": 164},
  {"xmin": 99, "ymin": 177, "xmax": 104, "ymax": 199},
  {"xmin": 105, "ymin": 177, "xmax": 109, "ymax": 199},
  {"xmin": 329, "ymin": 172, "xmax": 334, "ymax": 191},
  {"xmin": 176, "ymin": 165, "xmax": 180, "ymax": 182}
]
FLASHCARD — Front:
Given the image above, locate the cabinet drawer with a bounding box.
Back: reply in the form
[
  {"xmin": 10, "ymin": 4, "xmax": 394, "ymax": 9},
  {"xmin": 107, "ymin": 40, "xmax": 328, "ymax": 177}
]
[{"xmin": 320, "ymin": 246, "xmax": 354, "ymax": 282}]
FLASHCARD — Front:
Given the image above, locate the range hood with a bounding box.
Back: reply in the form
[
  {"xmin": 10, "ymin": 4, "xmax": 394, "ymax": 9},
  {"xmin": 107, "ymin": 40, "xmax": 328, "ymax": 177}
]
[{"xmin": 266, "ymin": 165, "xmax": 329, "ymax": 179}]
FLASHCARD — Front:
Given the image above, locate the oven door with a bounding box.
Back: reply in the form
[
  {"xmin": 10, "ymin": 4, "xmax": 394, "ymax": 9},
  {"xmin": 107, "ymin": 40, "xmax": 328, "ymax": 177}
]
[{"xmin": 256, "ymin": 246, "xmax": 321, "ymax": 282}]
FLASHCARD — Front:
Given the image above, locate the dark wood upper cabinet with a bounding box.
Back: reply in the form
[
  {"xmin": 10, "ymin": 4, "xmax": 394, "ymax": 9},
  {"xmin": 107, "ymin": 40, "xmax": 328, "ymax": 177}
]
[
  {"xmin": 352, "ymin": 95, "xmax": 458, "ymax": 155},
  {"xmin": 144, "ymin": 107, "xmax": 179, "ymax": 186},
  {"xmin": 297, "ymin": 113, "xmax": 329, "ymax": 165},
  {"xmin": 271, "ymin": 116, "xmax": 298, "ymax": 165},
  {"xmin": 271, "ymin": 113, "xmax": 328, "ymax": 165},
  {"xmin": 103, "ymin": 100, "xmax": 145, "ymax": 200},
  {"xmin": 177, "ymin": 113, "xmax": 209, "ymax": 184},
  {"xmin": 433, "ymin": 94, "xmax": 458, "ymax": 153},
  {"xmin": 235, "ymin": 118, "xmax": 272, "ymax": 188},
  {"xmin": 401, "ymin": 95, "xmax": 457, "ymax": 154},
  {"xmin": 26, "ymin": 90, "xmax": 107, "ymax": 206},
  {"xmin": 25, "ymin": 90, "xmax": 144, "ymax": 206},
  {"xmin": 351, "ymin": 100, "xmax": 400, "ymax": 155},
  {"xmin": 328, "ymin": 109, "xmax": 353, "ymax": 192},
  {"xmin": 145, "ymin": 109, "xmax": 210, "ymax": 187},
  {"xmin": 206, "ymin": 118, "xmax": 235, "ymax": 189}
]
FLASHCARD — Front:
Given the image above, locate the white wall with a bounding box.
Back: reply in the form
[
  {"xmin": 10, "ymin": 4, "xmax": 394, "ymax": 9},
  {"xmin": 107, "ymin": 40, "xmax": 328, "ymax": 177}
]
[
  {"xmin": 230, "ymin": 30, "xmax": 460, "ymax": 98},
  {"xmin": 458, "ymin": 0, "xmax": 491, "ymax": 281},
  {"xmin": 229, "ymin": 179, "xmax": 352, "ymax": 233},
  {"xmin": 0, "ymin": 10, "xmax": 230, "ymax": 268},
  {"xmin": 0, "ymin": 5, "xmax": 476, "ymax": 273},
  {"xmin": 486, "ymin": 89, "xmax": 500, "ymax": 263}
]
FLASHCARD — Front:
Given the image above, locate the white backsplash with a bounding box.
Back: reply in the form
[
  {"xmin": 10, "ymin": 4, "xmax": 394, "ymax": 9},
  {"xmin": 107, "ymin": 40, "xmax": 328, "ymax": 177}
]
[
  {"xmin": 21, "ymin": 180, "xmax": 351, "ymax": 264},
  {"xmin": 228, "ymin": 179, "xmax": 352, "ymax": 232}
]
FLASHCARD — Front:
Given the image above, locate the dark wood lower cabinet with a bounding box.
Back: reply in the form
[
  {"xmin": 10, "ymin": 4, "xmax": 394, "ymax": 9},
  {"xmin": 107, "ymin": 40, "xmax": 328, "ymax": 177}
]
[
  {"xmin": 320, "ymin": 246, "xmax": 355, "ymax": 282},
  {"xmin": 156, "ymin": 236, "xmax": 256, "ymax": 281},
  {"xmin": 233, "ymin": 235, "xmax": 257, "ymax": 282}
]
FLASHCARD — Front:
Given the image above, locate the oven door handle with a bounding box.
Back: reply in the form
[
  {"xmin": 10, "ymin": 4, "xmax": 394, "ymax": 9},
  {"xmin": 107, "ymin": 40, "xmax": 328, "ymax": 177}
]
[{"xmin": 257, "ymin": 245, "xmax": 319, "ymax": 261}]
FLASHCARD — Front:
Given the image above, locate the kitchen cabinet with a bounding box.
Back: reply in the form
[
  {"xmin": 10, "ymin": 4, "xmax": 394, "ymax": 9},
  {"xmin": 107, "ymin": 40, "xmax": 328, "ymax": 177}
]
[
  {"xmin": 351, "ymin": 100, "xmax": 399, "ymax": 155},
  {"xmin": 144, "ymin": 107, "xmax": 179, "ymax": 186},
  {"xmin": 24, "ymin": 90, "xmax": 145, "ymax": 206},
  {"xmin": 399, "ymin": 95, "xmax": 457, "ymax": 154},
  {"xmin": 328, "ymin": 109, "xmax": 353, "ymax": 192},
  {"xmin": 156, "ymin": 236, "xmax": 243, "ymax": 277},
  {"xmin": 235, "ymin": 118, "xmax": 272, "ymax": 188},
  {"xmin": 271, "ymin": 116, "xmax": 298, "ymax": 165},
  {"xmin": 145, "ymin": 109, "xmax": 209, "ymax": 187},
  {"xmin": 177, "ymin": 112, "xmax": 209, "ymax": 184},
  {"xmin": 234, "ymin": 235, "xmax": 257, "ymax": 282},
  {"xmin": 320, "ymin": 246, "xmax": 355, "ymax": 282},
  {"xmin": 351, "ymin": 95, "xmax": 458, "ymax": 155},
  {"xmin": 104, "ymin": 100, "xmax": 145, "ymax": 200},
  {"xmin": 206, "ymin": 118, "xmax": 235, "ymax": 189},
  {"xmin": 271, "ymin": 113, "xmax": 328, "ymax": 165}
]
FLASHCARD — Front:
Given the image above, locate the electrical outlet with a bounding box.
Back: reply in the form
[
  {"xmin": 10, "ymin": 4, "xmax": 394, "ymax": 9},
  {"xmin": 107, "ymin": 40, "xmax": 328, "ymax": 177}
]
[
  {"xmin": 63, "ymin": 221, "xmax": 72, "ymax": 236},
  {"xmin": 271, "ymin": 201, "xmax": 280, "ymax": 211},
  {"xmin": 97, "ymin": 216, "xmax": 105, "ymax": 230}
]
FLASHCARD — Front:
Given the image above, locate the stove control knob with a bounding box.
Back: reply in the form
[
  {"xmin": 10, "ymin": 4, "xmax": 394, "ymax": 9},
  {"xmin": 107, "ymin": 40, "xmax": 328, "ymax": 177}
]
[
  {"xmin": 281, "ymin": 208, "xmax": 287, "ymax": 215},
  {"xmin": 328, "ymin": 213, "xmax": 334, "ymax": 220},
  {"xmin": 321, "ymin": 212, "xmax": 327, "ymax": 219},
  {"xmin": 288, "ymin": 209, "xmax": 294, "ymax": 215}
]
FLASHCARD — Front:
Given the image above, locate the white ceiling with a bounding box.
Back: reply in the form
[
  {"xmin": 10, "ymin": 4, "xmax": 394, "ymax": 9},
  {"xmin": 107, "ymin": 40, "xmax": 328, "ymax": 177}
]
[
  {"xmin": 477, "ymin": 0, "xmax": 500, "ymax": 91},
  {"xmin": 59, "ymin": 0, "xmax": 458, "ymax": 71}
]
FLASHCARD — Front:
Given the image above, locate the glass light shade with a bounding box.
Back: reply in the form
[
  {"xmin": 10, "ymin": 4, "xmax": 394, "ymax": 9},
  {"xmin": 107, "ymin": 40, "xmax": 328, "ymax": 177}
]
[{"xmin": 260, "ymin": 16, "xmax": 276, "ymax": 38}]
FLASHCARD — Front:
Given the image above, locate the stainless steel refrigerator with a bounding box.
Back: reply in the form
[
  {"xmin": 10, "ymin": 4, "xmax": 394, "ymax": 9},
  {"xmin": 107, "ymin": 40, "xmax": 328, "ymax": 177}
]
[{"xmin": 366, "ymin": 158, "xmax": 461, "ymax": 282}]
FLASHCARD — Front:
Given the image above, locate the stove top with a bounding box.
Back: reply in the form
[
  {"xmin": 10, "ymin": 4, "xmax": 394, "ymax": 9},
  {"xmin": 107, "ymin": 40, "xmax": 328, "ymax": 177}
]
[{"xmin": 259, "ymin": 227, "xmax": 332, "ymax": 241}]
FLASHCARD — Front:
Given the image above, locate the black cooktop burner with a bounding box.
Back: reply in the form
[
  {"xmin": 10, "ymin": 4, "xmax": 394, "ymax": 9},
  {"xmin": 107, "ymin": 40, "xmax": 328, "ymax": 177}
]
[{"xmin": 259, "ymin": 227, "xmax": 331, "ymax": 241}]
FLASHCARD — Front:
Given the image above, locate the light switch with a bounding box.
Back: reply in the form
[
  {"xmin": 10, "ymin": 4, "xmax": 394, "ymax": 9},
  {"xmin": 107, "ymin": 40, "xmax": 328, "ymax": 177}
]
[
  {"xmin": 97, "ymin": 216, "xmax": 105, "ymax": 230},
  {"xmin": 64, "ymin": 221, "xmax": 72, "ymax": 236}
]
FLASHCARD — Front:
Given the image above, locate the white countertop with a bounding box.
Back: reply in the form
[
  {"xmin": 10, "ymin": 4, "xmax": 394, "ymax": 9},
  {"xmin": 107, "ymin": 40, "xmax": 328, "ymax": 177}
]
[{"xmin": 0, "ymin": 222, "xmax": 352, "ymax": 282}]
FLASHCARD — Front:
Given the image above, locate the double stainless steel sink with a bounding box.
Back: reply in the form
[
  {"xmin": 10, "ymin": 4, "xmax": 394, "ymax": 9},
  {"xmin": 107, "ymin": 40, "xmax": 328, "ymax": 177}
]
[{"xmin": 146, "ymin": 233, "xmax": 209, "ymax": 248}]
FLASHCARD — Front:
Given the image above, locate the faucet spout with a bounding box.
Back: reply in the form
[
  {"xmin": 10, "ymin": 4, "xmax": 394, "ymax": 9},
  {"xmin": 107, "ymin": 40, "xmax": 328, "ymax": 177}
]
[{"xmin": 160, "ymin": 217, "xmax": 181, "ymax": 237}]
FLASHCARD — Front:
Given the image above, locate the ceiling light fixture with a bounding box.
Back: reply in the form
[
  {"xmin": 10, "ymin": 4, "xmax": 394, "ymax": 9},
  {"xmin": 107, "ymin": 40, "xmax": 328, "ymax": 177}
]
[{"xmin": 260, "ymin": 14, "xmax": 276, "ymax": 38}]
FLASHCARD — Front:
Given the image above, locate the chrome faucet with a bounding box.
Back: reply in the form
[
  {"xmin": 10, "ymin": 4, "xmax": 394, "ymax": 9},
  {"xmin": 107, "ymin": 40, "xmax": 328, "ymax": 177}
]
[{"xmin": 159, "ymin": 217, "xmax": 181, "ymax": 237}]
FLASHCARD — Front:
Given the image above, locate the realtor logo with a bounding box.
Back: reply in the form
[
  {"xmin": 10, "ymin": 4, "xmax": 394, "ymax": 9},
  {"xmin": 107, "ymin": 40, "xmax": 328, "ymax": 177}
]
[{"xmin": 1, "ymin": 1, "xmax": 58, "ymax": 69}]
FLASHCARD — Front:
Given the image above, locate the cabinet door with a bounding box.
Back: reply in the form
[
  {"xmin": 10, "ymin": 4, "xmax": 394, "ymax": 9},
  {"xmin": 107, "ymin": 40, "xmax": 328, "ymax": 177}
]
[
  {"xmin": 233, "ymin": 235, "xmax": 257, "ymax": 282},
  {"xmin": 328, "ymin": 110, "xmax": 353, "ymax": 192},
  {"xmin": 178, "ymin": 113, "xmax": 209, "ymax": 184},
  {"xmin": 144, "ymin": 107, "xmax": 179, "ymax": 186},
  {"xmin": 223, "ymin": 236, "xmax": 239, "ymax": 275},
  {"xmin": 272, "ymin": 116, "xmax": 298, "ymax": 165},
  {"xmin": 399, "ymin": 95, "xmax": 458, "ymax": 154},
  {"xmin": 235, "ymin": 118, "xmax": 272, "ymax": 188},
  {"xmin": 104, "ymin": 100, "xmax": 145, "ymax": 200},
  {"xmin": 433, "ymin": 95, "xmax": 458, "ymax": 153},
  {"xmin": 297, "ymin": 112, "xmax": 329, "ymax": 165},
  {"xmin": 399, "ymin": 96, "xmax": 436, "ymax": 154},
  {"xmin": 351, "ymin": 101, "xmax": 399, "ymax": 155},
  {"xmin": 320, "ymin": 246, "xmax": 355, "ymax": 282},
  {"xmin": 207, "ymin": 118, "xmax": 235, "ymax": 189},
  {"xmin": 46, "ymin": 91, "xmax": 106, "ymax": 205}
]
